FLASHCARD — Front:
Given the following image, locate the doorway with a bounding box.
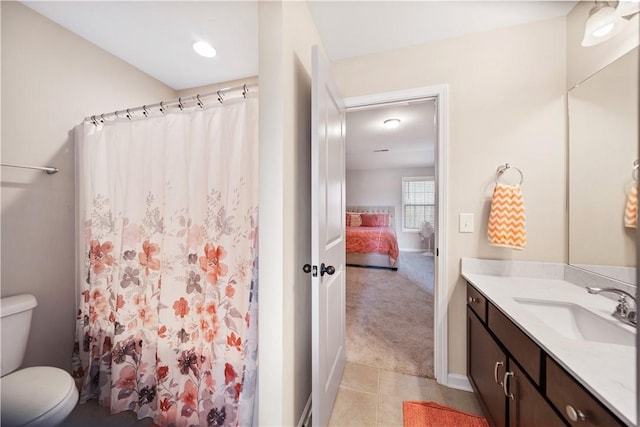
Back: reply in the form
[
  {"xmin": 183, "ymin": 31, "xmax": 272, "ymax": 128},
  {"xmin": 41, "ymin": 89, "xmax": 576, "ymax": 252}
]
[
  {"xmin": 344, "ymin": 98, "xmax": 437, "ymax": 378},
  {"xmin": 343, "ymin": 85, "xmax": 449, "ymax": 384}
]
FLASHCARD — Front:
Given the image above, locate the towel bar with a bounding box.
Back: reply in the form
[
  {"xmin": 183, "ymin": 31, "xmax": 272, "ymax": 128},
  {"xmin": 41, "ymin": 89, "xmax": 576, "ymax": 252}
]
[{"xmin": 495, "ymin": 163, "xmax": 523, "ymax": 185}]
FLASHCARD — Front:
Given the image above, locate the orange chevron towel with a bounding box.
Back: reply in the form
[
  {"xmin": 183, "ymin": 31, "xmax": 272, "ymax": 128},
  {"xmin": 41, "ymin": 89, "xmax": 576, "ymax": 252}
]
[
  {"xmin": 488, "ymin": 183, "xmax": 526, "ymax": 250},
  {"xmin": 624, "ymin": 183, "xmax": 637, "ymax": 228}
]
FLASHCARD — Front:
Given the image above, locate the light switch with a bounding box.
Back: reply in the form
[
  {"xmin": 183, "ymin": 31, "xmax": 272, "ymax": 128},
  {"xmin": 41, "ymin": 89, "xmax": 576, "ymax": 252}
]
[{"xmin": 459, "ymin": 213, "xmax": 474, "ymax": 233}]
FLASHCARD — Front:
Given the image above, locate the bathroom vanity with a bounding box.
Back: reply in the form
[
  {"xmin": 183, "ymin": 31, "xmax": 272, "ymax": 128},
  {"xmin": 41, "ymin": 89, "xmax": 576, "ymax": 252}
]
[{"xmin": 462, "ymin": 258, "xmax": 635, "ymax": 427}]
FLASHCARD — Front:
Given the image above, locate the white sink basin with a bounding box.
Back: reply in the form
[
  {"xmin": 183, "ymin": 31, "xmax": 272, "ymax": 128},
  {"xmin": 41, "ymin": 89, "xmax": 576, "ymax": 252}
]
[{"xmin": 513, "ymin": 298, "xmax": 636, "ymax": 346}]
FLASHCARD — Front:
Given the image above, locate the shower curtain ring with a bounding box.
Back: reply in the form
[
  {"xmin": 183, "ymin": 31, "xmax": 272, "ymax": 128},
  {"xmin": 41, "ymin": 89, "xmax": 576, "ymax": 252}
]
[
  {"xmin": 114, "ymin": 110, "xmax": 121, "ymax": 119},
  {"xmin": 126, "ymin": 109, "xmax": 132, "ymax": 120},
  {"xmin": 91, "ymin": 115, "xmax": 99, "ymax": 126},
  {"xmin": 217, "ymin": 90, "xmax": 224, "ymax": 104},
  {"xmin": 100, "ymin": 114, "xmax": 106, "ymax": 123},
  {"xmin": 143, "ymin": 105, "xmax": 149, "ymax": 117},
  {"xmin": 159, "ymin": 101, "xmax": 165, "ymax": 114},
  {"xmin": 178, "ymin": 98, "xmax": 184, "ymax": 111},
  {"xmin": 196, "ymin": 95, "xmax": 204, "ymax": 109},
  {"xmin": 242, "ymin": 84, "xmax": 248, "ymax": 99}
]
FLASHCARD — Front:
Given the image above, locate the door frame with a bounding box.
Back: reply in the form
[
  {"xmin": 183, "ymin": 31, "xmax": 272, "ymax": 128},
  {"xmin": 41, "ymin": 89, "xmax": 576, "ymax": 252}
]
[{"xmin": 344, "ymin": 84, "xmax": 449, "ymax": 385}]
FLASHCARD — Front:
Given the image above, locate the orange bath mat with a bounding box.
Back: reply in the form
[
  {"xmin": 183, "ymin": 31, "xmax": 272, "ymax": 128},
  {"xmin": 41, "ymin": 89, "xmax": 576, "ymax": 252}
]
[{"xmin": 402, "ymin": 401, "xmax": 489, "ymax": 427}]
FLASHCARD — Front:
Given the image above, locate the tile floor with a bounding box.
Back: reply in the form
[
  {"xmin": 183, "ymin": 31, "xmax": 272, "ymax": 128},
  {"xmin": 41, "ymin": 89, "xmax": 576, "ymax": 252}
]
[
  {"xmin": 328, "ymin": 362, "xmax": 484, "ymax": 426},
  {"xmin": 62, "ymin": 362, "xmax": 484, "ymax": 426}
]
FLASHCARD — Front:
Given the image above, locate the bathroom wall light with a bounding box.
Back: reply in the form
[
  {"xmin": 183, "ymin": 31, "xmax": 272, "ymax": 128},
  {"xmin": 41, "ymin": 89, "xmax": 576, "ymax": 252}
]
[
  {"xmin": 193, "ymin": 41, "xmax": 217, "ymax": 58},
  {"xmin": 384, "ymin": 118, "xmax": 401, "ymax": 129},
  {"xmin": 582, "ymin": 1, "xmax": 638, "ymax": 47}
]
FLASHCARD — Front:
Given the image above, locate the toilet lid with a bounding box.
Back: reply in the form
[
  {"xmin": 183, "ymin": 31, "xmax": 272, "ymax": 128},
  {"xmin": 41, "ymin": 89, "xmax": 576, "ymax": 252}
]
[{"xmin": 1, "ymin": 366, "xmax": 77, "ymax": 426}]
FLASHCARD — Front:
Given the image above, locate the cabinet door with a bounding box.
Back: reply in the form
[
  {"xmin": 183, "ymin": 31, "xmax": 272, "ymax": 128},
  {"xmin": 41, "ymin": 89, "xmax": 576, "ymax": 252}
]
[
  {"xmin": 506, "ymin": 362, "xmax": 566, "ymax": 427},
  {"xmin": 468, "ymin": 308, "xmax": 507, "ymax": 427}
]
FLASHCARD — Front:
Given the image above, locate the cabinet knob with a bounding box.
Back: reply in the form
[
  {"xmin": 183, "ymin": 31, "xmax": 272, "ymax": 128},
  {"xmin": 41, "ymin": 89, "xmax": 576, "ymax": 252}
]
[
  {"xmin": 565, "ymin": 405, "xmax": 587, "ymax": 422},
  {"xmin": 468, "ymin": 297, "xmax": 479, "ymax": 303}
]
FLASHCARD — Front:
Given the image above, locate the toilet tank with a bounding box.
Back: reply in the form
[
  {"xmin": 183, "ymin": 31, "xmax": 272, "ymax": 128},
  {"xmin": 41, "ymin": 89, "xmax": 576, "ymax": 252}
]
[{"xmin": 1, "ymin": 294, "xmax": 37, "ymax": 377}]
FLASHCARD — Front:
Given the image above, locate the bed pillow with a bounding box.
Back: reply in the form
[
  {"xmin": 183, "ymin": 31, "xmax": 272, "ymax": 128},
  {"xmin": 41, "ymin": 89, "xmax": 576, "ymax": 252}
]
[
  {"xmin": 360, "ymin": 213, "xmax": 390, "ymax": 227},
  {"xmin": 347, "ymin": 213, "xmax": 362, "ymax": 227}
]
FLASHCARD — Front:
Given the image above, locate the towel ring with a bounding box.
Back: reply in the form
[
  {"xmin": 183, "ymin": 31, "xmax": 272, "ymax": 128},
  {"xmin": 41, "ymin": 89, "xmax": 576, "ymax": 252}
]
[{"xmin": 495, "ymin": 163, "xmax": 524, "ymax": 185}]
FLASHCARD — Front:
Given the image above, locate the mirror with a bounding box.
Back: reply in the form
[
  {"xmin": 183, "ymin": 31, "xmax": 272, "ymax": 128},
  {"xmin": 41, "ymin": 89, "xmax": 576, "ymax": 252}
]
[{"xmin": 568, "ymin": 46, "xmax": 638, "ymax": 285}]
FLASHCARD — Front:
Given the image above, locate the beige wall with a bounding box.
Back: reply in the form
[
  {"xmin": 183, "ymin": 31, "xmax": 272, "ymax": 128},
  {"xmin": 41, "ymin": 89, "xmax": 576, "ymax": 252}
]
[
  {"xmin": 1, "ymin": 2, "xmax": 176, "ymax": 370},
  {"xmin": 258, "ymin": 1, "xmax": 324, "ymax": 425},
  {"xmin": 567, "ymin": 1, "xmax": 639, "ymax": 88},
  {"xmin": 333, "ymin": 17, "xmax": 567, "ymax": 376}
]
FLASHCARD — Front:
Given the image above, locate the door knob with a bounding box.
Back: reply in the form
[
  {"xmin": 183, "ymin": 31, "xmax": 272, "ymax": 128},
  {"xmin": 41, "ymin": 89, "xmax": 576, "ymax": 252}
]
[
  {"xmin": 303, "ymin": 264, "xmax": 317, "ymax": 277},
  {"xmin": 320, "ymin": 263, "xmax": 335, "ymax": 276}
]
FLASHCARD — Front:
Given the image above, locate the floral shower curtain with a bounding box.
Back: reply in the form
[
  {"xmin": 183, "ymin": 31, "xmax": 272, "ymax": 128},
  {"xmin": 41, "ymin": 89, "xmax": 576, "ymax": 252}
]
[{"xmin": 71, "ymin": 95, "xmax": 259, "ymax": 427}]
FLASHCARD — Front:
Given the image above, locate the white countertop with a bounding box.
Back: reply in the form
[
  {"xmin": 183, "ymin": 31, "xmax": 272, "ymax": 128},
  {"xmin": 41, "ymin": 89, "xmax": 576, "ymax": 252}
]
[{"xmin": 461, "ymin": 259, "xmax": 637, "ymax": 426}]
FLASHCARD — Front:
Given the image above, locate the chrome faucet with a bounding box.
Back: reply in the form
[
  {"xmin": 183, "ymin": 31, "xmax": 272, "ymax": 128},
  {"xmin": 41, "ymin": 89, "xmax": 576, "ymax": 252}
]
[{"xmin": 586, "ymin": 287, "xmax": 637, "ymax": 328}]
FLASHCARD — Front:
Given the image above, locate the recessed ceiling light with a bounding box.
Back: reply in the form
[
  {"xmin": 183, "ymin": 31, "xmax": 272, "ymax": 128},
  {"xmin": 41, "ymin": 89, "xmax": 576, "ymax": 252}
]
[
  {"xmin": 384, "ymin": 118, "xmax": 401, "ymax": 129},
  {"xmin": 193, "ymin": 41, "xmax": 217, "ymax": 58}
]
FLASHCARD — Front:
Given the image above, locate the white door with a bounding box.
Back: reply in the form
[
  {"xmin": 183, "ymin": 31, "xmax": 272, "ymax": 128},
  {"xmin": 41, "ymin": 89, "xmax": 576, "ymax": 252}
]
[{"xmin": 311, "ymin": 45, "xmax": 346, "ymax": 427}]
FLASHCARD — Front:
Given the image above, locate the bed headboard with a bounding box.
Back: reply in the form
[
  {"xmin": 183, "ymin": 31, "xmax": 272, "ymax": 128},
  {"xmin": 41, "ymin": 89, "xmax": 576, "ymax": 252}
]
[{"xmin": 346, "ymin": 205, "xmax": 396, "ymax": 228}]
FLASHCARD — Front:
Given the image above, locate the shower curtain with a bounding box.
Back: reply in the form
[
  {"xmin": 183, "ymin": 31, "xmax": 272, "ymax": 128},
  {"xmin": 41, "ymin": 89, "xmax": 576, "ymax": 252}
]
[{"xmin": 71, "ymin": 95, "xmax": 259, "ymax": 427}]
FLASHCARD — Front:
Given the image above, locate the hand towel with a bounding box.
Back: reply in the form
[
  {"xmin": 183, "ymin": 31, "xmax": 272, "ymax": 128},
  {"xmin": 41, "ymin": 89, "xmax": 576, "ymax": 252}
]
[
  {"xmin": 624, "ymin": 183, "xmax": 637, "ymax": 228},
  {"xmin": 488, "ymin": 183, "xmax": 526, "ymax": 250}
]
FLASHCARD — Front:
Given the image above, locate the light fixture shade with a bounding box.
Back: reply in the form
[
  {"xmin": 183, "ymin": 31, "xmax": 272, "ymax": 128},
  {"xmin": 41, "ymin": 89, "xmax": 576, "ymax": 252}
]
[
  {"xmin": 384, "ymin": 118, "xmax": 401, "ymax": 129},
  {"xmin": 582, "ymin": 3, "xmax": 629, "ymax": 46}
]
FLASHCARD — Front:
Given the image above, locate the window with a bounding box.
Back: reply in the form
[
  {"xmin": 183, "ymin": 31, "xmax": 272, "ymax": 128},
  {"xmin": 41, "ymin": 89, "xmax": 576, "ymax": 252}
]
[{"xmin": 402, "ymin": 176, "xmax": 435, "ymax": 231}]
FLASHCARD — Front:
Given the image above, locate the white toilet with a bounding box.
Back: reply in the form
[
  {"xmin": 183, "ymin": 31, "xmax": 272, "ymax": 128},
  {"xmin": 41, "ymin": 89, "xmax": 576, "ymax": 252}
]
[{"xmin": 1, "ymin": 294, "xmax": 79, "ymax": 427}]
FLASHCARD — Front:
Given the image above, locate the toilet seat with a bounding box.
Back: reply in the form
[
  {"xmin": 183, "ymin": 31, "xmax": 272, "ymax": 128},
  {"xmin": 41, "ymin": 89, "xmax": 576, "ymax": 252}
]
[{"xmin": 1, "ymin": 366, "xmax": 79, "ymax": 427}]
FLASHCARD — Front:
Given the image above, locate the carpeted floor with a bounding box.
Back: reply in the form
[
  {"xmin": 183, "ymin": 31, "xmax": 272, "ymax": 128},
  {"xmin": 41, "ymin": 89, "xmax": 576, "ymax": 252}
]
[{"xmin": 346, "ymin": 252, "xmax": 435, "ymax": 378}]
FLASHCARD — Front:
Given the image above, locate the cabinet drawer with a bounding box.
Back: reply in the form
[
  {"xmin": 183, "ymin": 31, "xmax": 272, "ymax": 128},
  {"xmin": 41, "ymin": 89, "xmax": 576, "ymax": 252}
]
[
  {"xmin": 546, "ymin": 357, "xmax": 624, "ymax": 427},
  {"xmin": 467, "ymin": 283, "xmax": 487, "ymax": 323},
  {"xmin": 488, "ymin": 303, "xmax": 541, "ymax": 385}
]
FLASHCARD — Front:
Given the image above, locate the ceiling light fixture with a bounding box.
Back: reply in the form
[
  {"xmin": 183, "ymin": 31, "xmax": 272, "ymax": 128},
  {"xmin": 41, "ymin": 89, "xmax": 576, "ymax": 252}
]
[
  {"xmin": 581, "ymin": 1, "xmax": 639, "ymax": 47},
  {"xmin": 193, "ymin": 41, "xmax": 217, "ymax": 58},
  {"xmin": 384, "ymin": 118, "xmax": 401, "ymax": 129}
]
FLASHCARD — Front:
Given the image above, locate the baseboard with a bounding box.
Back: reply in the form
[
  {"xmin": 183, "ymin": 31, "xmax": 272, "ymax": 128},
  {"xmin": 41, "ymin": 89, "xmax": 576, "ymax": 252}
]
[
  {"xmin": 399, "ymin": 248, "xmax": 424, "ymax": 252},
  {"xmin": 298, "ymin": 394, "xmax": 312, "ymax": 427},
  {"xmin": 445, "ymin": 373, "xmax": 473, "ymax": 392}
]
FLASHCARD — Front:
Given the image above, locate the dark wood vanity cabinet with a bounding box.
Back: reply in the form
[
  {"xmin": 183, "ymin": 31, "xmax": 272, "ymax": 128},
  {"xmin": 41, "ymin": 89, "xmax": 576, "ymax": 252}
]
[
  {"xmin": 467, "ymin": 306, "xmax": 563, "ymax": 427},
  {"xmin": 546, "ymin": 358, "xmax": 625, "ymax": 427},
  {"xmin": 468, "ymin": 310, "xmax": 508, "ymax": 426},
  {"xmin": 466, "ymin": 282, "xmax": 626, "ymax": 427},
  {"xmin": 507, "ymin": 361, "xmax": 565, "ymax": 427},
  {"xmin": 467, "ymin": 283, "xmax": 565, "ymax": 427}
]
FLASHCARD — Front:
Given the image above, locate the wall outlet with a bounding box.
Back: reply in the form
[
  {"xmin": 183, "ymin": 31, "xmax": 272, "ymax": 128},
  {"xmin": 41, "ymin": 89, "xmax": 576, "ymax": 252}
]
[{"xmin": 459, "ymin": 213, "xmax": 474, "ymax": 233}]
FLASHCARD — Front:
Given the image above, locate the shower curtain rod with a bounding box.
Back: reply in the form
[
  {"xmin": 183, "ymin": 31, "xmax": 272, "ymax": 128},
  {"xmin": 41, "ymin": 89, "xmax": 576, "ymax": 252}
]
[
  {"xmin": 1, "ymin": 163, "xmax": 59, "ymax": 174},
  {"xmin": 85, "ymin": 82, "xmax": 258, "ymax": 125}
]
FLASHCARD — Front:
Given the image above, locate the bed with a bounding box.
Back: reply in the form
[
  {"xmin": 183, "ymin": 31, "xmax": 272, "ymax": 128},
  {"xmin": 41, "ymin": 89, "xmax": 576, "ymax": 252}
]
[{"xmin": 345, "ymin": 206, "xmax": 399, "ymax": 270}]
